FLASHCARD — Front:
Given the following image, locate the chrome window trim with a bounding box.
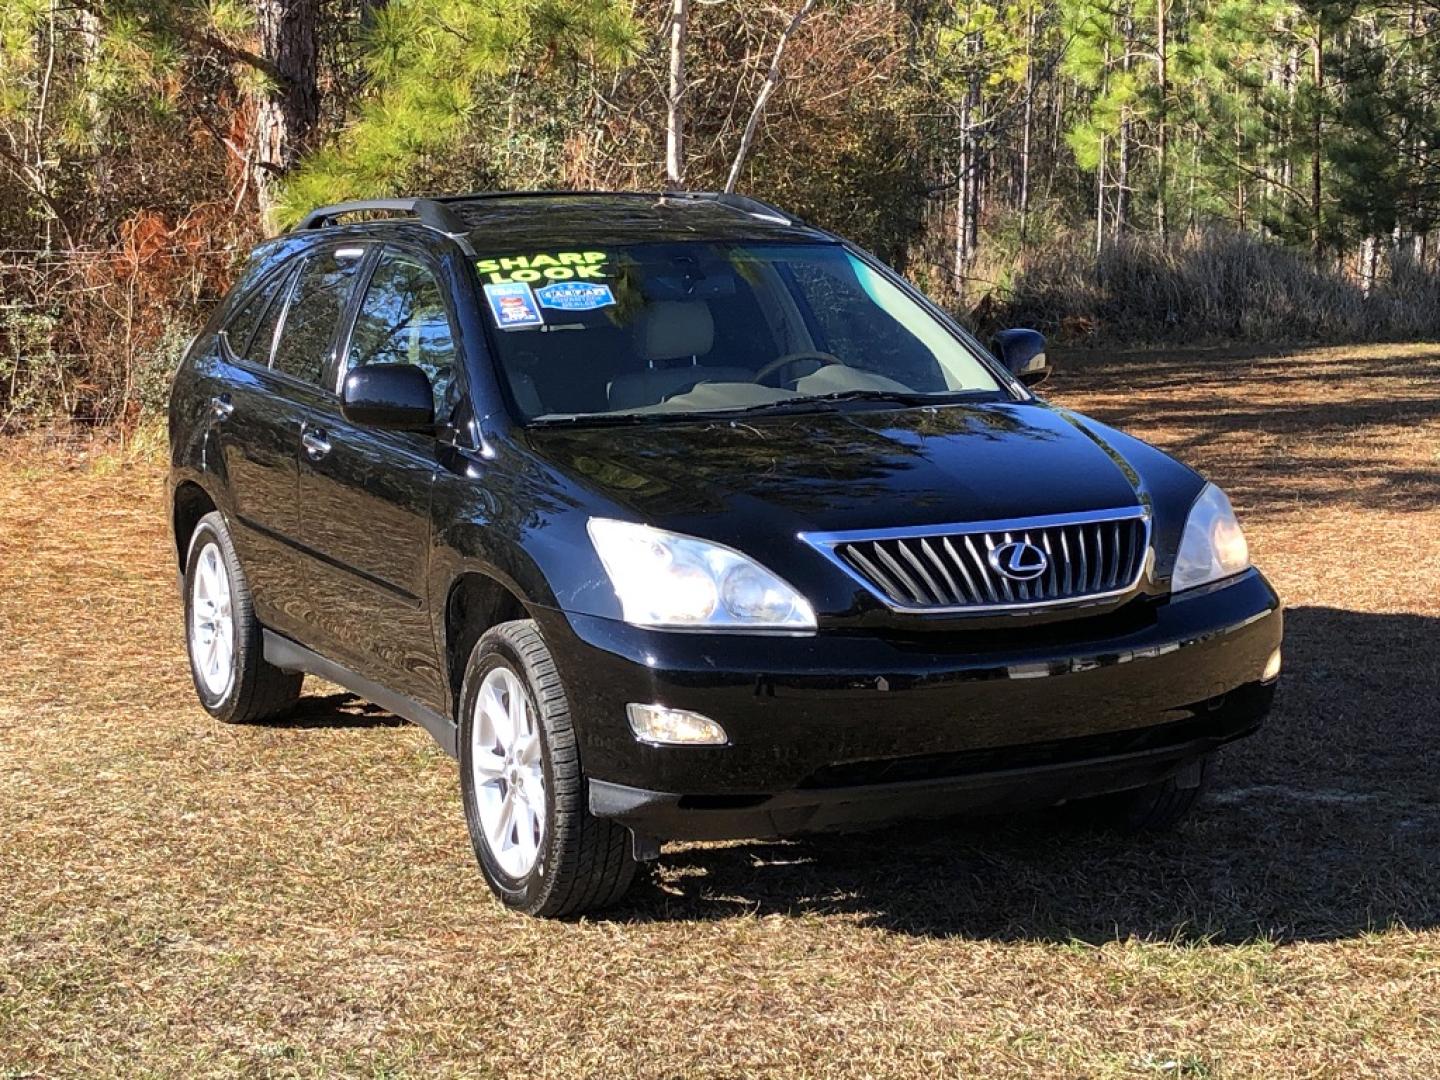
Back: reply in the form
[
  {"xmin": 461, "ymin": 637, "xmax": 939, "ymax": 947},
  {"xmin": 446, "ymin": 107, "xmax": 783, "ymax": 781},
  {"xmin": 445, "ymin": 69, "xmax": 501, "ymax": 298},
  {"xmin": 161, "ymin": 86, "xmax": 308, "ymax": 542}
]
[{"xmin": 799, "ymin": 506, "xmax": 1152, "ymax": 615}]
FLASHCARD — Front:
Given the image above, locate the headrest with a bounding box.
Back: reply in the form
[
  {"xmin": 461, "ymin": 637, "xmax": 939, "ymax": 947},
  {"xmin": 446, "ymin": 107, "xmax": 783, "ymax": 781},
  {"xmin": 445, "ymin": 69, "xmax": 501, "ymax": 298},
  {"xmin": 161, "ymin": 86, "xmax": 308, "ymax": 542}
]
[{"xmin": 636, "ymin": 301, "xmax": 714, "ymax": 361}]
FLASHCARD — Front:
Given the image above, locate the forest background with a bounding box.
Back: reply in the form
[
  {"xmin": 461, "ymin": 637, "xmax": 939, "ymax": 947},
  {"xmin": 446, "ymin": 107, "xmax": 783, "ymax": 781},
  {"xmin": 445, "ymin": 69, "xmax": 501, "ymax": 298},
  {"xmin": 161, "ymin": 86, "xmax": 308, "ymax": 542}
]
[{"xmin": 3, "ymin": 0, "xmax": 1438, "ymax": 429}]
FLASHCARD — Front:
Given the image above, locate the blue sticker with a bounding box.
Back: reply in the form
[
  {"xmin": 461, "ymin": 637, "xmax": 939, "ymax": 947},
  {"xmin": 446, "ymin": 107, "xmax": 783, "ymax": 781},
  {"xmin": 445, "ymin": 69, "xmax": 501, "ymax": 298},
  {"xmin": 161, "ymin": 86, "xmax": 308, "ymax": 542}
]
[
  {"xmin": 483, "ymin": 282, "xmax": 545, "ymax": 329},
  {"xmin": 535, "ymin": 281, "xmax": 616, "ymax": 312}
]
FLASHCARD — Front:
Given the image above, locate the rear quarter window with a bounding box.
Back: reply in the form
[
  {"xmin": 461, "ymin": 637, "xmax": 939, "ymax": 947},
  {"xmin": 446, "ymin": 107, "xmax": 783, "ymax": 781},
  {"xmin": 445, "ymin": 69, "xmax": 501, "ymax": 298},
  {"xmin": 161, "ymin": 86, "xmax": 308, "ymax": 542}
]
[
  {"xmin": 221, "ymin": 267, "xmax": 293, "ymax": 366},
  {"xmin": 270, "ymin": 248, "xmax": 367, "ymax": 386}
]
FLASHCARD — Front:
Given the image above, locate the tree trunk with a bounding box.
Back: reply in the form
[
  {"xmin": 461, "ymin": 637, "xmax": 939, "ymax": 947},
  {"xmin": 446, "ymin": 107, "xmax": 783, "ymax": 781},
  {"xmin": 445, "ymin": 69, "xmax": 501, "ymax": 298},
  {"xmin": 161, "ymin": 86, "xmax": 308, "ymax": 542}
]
[
  {"xmin": 1095, "ymin": 131, "xmax": 1107, "ymax": 256},
  {"xmin": 1155, "ymin": 0, "xmax": 1168, "ymax": 243},
  {"xmin": 1116, "ymin": 5, "xmax": 1133, "ymax": 235},
  {"xmin": 1019, "ymin": 2, "xmax": 1035, "ymax": 243},
  {"xmin": 665, "ymin": 0, "xmax": 688, "ymax": 187},
  {"xmin": 953, "ymin": 32, "xmax": 982, "ymax": 292},
  {"xmin": 1235, "ymin": 120, "xmax": 1246, "ymax": 231},
  {"xmin": 1187, "ymin": 122, "xmax": 1199, "ymax": 233},
  {"xmin": 725, "ymin": 0, "xmax": 818, "ymax": 194},
  {"xmin": 954, "ymin": 125, "xmax": 973, "ymax": 287},
  {"xmin": 1095, "ymin": 38, "xmax": 1110, "ymax": 256},
  {"xmin": 1281, "ymin": 39, "xmax": 1298, "ymax": 200},
  {"xmin": 973, "ymin": 66, "xmax": 984, "ymax": 264},
  {"xmin": 1310, "ymin": 23, "xmax": 1324, "ymax": 260},
  {"xmin": 251, "ymin": 0, "xmax": 319, "ymax": 213}
]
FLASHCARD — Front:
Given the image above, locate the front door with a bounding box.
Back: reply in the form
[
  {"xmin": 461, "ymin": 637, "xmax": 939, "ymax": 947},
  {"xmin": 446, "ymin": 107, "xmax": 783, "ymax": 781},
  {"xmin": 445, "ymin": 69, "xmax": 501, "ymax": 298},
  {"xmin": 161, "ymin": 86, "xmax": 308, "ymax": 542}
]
[{"xmin": 297, "ymin": 245, "xmax": 457, "ymax": 709}]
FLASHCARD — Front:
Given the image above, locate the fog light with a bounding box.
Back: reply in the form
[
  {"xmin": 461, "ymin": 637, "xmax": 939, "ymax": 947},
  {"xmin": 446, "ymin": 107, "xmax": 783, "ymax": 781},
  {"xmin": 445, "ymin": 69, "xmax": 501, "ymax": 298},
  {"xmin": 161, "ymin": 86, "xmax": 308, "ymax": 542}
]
[
  {"xmin": 1262, "ymin": 647, "xmax": 1282, "ymax": 682},
  {"xmin": 627, "ymin": 703, "xmax": 728, "ymax": 746}
]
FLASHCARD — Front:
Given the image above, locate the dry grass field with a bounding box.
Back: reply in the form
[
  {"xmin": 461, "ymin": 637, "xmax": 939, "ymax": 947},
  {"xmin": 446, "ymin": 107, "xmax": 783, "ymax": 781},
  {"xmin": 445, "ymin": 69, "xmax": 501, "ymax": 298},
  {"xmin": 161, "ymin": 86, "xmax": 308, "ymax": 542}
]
[{"xmin": 2, "ymin": 343, "xmax": 1438, "ymax": 1078}]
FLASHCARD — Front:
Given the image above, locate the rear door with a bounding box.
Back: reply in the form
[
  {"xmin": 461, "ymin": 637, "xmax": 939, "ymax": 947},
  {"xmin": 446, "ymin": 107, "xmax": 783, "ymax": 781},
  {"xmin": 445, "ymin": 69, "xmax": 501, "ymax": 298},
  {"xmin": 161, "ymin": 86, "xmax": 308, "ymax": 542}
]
[
  {"xmin": 295, "ymin": 244, "xmax": 456, "ymax": 707},
  {"xmin": 205, "ymin": 258, "xmax": 309, "ymax": 623}
]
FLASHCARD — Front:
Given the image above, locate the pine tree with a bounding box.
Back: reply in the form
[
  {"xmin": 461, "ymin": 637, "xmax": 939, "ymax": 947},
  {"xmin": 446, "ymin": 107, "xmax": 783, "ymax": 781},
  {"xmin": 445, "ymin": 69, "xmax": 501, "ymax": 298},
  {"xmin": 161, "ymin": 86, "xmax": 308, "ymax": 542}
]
[{"xmin": 273, "ymin": 0, "xmax": 638, "ymax": 225}]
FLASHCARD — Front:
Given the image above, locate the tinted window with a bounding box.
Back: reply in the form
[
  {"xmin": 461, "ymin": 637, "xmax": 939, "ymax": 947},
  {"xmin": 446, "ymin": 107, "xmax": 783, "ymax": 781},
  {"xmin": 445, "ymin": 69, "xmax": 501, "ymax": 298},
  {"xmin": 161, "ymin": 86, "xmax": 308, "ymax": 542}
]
[
  {"xmin": 271, "ymin": 248, "xmax": 367, "ymax": 386},
  {"xmin": 222, "ymin": 269, "xmax": 288, "ymax": 365},
  {"xmin": 347, "ymin": 252, "xmax": 458, "ymax": 417},
  {"xmin": 474, "ymin": 242, "xmax": 1003, "ymax": 421},
  {"xmin": 243, "ymin": 265, "xmax": 301, "ymax": 368},
  {"xmin": 784, "ymin": 260, "xmax": 947, "ymax": 392}
]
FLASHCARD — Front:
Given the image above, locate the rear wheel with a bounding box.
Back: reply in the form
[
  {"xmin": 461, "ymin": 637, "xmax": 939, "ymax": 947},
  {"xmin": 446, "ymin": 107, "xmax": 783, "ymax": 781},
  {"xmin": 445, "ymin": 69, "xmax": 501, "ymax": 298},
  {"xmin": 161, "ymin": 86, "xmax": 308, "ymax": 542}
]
[
  {"xmin": 1079, "ymin": 754, "xmax": 1214, "ymax": 833},
  {"xmin": 183, "ymin": 511, "xmax": 303, "ymax": 723},
  {"xmin": 458, "ymin": 619, "xmax": 637, "ymax": 917}
]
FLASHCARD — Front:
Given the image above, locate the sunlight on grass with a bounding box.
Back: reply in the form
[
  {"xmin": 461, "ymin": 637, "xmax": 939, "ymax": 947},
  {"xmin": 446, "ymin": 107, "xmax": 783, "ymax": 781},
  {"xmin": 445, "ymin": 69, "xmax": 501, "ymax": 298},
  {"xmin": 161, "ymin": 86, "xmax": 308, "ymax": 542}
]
[{"xmin": 2, "ymin": 343, "xmax": 1438, "ymax": 1077}]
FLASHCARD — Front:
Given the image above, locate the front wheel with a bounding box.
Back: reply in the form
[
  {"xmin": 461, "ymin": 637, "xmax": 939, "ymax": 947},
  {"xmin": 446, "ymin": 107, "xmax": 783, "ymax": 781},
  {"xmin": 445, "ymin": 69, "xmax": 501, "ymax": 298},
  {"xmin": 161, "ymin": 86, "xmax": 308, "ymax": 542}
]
[
  {"xmin": 458, "ymin": 620, "xmax": 638, "ymax": 917},
  {"xmin": 1078, "ymin": 754, "xmax": 1215, "ymax": 833}
]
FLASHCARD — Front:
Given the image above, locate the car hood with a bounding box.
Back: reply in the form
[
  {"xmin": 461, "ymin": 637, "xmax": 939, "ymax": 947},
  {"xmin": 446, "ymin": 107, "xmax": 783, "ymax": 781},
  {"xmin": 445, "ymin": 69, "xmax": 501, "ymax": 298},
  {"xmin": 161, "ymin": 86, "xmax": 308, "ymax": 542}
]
[{"xmin": 521, "ymin": 401, "xmax": 1181, "ymax": 537}]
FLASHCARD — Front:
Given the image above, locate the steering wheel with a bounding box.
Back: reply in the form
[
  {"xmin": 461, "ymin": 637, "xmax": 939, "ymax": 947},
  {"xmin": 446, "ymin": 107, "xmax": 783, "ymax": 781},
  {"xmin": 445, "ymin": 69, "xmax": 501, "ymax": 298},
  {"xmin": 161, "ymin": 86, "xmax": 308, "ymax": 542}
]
[{"xmin": 752, "ymin": 351, "xmax": 844, "ymax": 387}]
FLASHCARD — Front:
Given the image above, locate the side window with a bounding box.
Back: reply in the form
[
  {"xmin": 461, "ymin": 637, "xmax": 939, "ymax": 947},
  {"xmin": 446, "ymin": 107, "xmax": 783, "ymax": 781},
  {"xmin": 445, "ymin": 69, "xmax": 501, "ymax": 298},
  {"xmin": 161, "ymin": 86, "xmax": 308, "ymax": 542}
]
[
  {"xmin": 239, "ymin": 265, "xmax": 299, "ymax": 368},
  {"xmin": 221, "ymin": 268, "xmax": 287, "ymax": 365},
  {"xmin": 270, "ymin": 248, "xmax": 367, "ymax": 386},
  {"xmin": 346, "ymin": 251, "xmax": 458, "ymax": 418}
]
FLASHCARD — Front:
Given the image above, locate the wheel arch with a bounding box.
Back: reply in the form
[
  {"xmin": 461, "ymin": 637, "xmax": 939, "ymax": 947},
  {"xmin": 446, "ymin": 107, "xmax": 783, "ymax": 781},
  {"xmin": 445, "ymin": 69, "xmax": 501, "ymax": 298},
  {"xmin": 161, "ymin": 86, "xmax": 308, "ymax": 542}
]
[
  {"xmin": 172, "ymin": 479, "xmax": 219, "ymax": 569},
  {"xmin": 443, "ymin": 570, "xmax": 531, "ymax": 711}
]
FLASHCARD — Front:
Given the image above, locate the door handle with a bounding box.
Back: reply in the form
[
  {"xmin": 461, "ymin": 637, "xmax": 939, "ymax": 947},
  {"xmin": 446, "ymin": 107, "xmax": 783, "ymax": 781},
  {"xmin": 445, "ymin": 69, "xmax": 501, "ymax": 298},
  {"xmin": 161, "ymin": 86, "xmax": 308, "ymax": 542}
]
[
  {"xmin": 301, "ymin": 428, "xmax": 332, "ymax": 460},
  {"xmin": 210, "ymin": 394, "xmax": 234, "ymax": 421}
]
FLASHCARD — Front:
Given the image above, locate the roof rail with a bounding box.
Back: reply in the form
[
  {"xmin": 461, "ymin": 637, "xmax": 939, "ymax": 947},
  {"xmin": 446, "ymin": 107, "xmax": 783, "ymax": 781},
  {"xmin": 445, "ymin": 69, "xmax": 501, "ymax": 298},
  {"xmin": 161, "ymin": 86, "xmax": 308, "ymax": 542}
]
[
  {"xmin": 430, "ymin": 188, "xmax": 799, "ymax": 225},
  {"xmin": 293, "ymin": 198, "xmax": 476, "ymax": 254}
]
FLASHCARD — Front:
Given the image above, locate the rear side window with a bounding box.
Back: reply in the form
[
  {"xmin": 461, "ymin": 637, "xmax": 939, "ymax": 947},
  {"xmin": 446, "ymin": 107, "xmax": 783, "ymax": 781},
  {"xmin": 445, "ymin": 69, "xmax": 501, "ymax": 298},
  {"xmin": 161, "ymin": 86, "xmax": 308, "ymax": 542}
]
[
  {"xmin": 270, "ymin": 248, "xmax": 367, "ymax": 386},
  {"xmin": 244, "ymin": 266, "xmax": 299, "ymax": 368},
  {"xmin": 346, "ymin": 251, "xmax": 458, "ymax": 416},
  {"xmin": 222, "ymin": 269, "xmax": 290, "ymax": 366}
]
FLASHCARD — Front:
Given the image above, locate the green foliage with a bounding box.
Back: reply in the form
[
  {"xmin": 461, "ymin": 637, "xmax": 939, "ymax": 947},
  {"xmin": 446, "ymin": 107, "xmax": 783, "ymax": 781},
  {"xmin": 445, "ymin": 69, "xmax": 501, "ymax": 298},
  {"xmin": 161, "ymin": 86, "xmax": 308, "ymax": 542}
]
[
  {"xmin": 273, "ymin": 0, "xmax": 639, "ymax": 227},
  {"xmin": 4, "ymin": 0, "xmax": 1440, "ymax": 426}
]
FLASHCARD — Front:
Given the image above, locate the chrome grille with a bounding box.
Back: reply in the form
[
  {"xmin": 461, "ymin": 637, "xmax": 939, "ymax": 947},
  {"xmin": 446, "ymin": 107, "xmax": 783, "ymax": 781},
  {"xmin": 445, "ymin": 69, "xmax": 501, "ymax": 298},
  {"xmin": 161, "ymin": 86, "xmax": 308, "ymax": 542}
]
[{"xmin": 803, "ymin": 508, "xmax": 1150, "ymax": 613}]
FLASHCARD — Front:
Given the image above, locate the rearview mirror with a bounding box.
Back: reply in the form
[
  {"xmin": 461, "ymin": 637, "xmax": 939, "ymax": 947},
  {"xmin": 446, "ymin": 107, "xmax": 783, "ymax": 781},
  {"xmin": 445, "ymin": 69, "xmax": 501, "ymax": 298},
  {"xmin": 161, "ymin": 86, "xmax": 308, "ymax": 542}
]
[
  {"xmin": 992, "ymin": 328, "xmax": 1051, "ymax": 387},
  {"xmin": 341, "ymin": 364, "xmax": 435, "ymax": 431}
]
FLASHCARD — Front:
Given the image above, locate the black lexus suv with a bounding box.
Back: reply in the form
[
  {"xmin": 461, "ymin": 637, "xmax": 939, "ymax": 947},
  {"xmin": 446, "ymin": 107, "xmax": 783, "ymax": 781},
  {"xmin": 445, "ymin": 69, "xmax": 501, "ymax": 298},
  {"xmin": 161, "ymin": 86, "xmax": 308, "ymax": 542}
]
[{"xmin": 168, "ymin": 191, "xmax": 1282, "ymax": 917}]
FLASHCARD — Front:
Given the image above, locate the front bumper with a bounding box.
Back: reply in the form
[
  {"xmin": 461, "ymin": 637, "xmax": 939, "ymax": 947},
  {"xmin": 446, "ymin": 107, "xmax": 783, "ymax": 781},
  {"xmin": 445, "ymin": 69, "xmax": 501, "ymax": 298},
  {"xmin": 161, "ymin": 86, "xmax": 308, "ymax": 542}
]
[{"xmin": 533, "ymin": 569, "xmax": 1282, "ymax": 840}]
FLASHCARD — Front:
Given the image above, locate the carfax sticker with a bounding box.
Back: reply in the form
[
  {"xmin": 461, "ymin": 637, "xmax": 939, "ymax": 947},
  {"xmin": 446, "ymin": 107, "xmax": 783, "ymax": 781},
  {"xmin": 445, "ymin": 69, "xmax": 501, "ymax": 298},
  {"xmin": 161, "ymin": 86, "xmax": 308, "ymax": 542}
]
[
  {"xmin": 535, "ymin": 281, "xmax": 616, "ymax": 311},
  {"xmin": 483, "ymin": 282, "xmax": 545, "ymax": 329}
]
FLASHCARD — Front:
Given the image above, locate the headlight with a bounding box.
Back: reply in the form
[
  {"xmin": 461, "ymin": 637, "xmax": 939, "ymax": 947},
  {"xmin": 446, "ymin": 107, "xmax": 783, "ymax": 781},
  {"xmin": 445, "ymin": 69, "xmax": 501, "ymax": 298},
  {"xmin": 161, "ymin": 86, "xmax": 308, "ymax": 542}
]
[
  {"xmin": 1171, "ymin": 483, "xmax": 1250, "ymax": 592},
  {"xmin": 587, "ymin": 518, "xmax": 816, "ymax": 630}
]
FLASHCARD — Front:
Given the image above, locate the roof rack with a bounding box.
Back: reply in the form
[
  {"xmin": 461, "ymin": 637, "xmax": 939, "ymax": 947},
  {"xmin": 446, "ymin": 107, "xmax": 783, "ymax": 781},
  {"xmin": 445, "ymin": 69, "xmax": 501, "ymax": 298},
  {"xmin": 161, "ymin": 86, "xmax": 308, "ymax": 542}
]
[
  {"xmin": 292, "ymin": 198, "xmax": 476, "ymax": 254},
  {"xmin": 292, "ymin": 190, "xmax": 801, "ymax": 252},
  {"xmin": 430, "ymin": 188, "xmax": 800, "ymax": 226}
]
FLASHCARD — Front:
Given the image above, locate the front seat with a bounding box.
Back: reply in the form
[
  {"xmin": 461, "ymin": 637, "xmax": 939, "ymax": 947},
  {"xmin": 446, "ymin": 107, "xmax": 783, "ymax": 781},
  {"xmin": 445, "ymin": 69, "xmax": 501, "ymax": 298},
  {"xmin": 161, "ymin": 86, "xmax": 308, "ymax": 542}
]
[{"xmin": 608, "ymin": 301, "xmax": 751, "ymax": 409}]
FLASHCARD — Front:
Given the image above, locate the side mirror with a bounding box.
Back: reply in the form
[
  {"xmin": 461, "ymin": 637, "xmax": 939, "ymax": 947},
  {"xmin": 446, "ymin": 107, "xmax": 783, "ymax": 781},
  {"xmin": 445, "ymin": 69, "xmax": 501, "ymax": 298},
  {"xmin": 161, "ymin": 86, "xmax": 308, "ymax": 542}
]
[
  {"xmin": 992, "ymin": 328, "xmax": 1051, "ymax": 387},
  {"xmin": 341, "ymin": 363, "xmax": 435, "ymax": 431}
]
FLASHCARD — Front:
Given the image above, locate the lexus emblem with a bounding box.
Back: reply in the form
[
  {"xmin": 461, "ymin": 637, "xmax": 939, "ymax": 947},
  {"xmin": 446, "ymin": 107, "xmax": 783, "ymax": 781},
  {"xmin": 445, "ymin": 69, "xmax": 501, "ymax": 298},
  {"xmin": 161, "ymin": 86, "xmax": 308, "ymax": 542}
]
[{"xmin": 989, "ymin": 540, "xmax": 1048, "ymax": 581}]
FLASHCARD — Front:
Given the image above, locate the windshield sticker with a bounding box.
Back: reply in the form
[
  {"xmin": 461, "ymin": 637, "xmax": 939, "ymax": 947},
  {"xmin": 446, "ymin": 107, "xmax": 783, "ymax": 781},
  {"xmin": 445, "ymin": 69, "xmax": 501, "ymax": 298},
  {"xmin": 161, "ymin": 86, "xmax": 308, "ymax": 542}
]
[
  {"xmin": 483, "ymin": 282, "xmax": 545, "ymax": 330},
  {"xmin": 476, "ymin": 251, "xmax": 609, "ymax": 284},
  {"xmin": 535, "ymin": 281, "xmax": 616, "ymax": 312}
]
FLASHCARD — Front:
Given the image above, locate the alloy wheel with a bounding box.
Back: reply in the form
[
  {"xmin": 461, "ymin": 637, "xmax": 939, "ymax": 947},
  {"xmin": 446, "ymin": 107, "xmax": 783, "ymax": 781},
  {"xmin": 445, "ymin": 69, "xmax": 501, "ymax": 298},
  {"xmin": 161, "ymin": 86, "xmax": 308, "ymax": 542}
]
[
  {"xmin": 471, "ymin": 666, "xmax": 547, "ymax": 878},
  {"xmin": 189, "ymin": 541, "xmax": 235, "ymax": 698}
]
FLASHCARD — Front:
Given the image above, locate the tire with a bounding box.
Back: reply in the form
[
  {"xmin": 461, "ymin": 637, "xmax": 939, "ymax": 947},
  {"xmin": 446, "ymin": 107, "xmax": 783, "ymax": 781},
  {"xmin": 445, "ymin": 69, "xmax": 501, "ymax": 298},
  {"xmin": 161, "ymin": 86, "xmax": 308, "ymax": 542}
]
[
  {"xmin": 1079, "ymin": 754, "xmax": 1214, "ymax": 833},
  {"xmin": 183, "ymin": 511, "xmax": 303, "ymax": 724},
  {"xmin": 458, "ymin": 619, "xmax": 638, "ymax": 917}
]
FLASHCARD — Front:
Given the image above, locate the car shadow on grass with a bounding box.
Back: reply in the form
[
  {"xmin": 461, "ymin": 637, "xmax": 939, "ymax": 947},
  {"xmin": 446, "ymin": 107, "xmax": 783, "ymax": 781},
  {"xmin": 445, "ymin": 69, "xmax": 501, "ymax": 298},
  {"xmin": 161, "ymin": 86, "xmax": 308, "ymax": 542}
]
[
  {"xmin": 617, "ymin": 605, "xmax": 1440, "ymax": 944},
  {"xmin": 264, "ymin": 690, "xmax": 410, "ymax": 730},
  {"xmin": 1049, "ymin": 346, "xmax": 1440, "ymax": 513}
]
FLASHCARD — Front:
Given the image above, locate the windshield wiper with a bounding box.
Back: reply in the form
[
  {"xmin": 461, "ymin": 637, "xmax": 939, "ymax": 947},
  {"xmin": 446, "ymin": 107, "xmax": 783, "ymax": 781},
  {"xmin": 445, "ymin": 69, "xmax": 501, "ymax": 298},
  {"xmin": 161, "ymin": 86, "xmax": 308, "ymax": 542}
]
[
  {"xmin": 529, "ymin": 411, "xmax": 673, "ymax": 426},
  {"xmin": 529, "ymin": 388, "xmax": 999, "ymax": 426},
  {"xmin": 690, "ymin": 388, "xmax": 999, "ymax": 417}
]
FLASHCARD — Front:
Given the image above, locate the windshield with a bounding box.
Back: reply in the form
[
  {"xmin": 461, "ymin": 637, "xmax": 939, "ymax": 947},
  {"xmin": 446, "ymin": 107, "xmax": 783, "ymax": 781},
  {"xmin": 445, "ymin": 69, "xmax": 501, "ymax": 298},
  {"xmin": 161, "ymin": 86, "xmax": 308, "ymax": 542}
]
[{"xmin": 472, "ymin": 241, "xmax": 1008, "ymax": 423}]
